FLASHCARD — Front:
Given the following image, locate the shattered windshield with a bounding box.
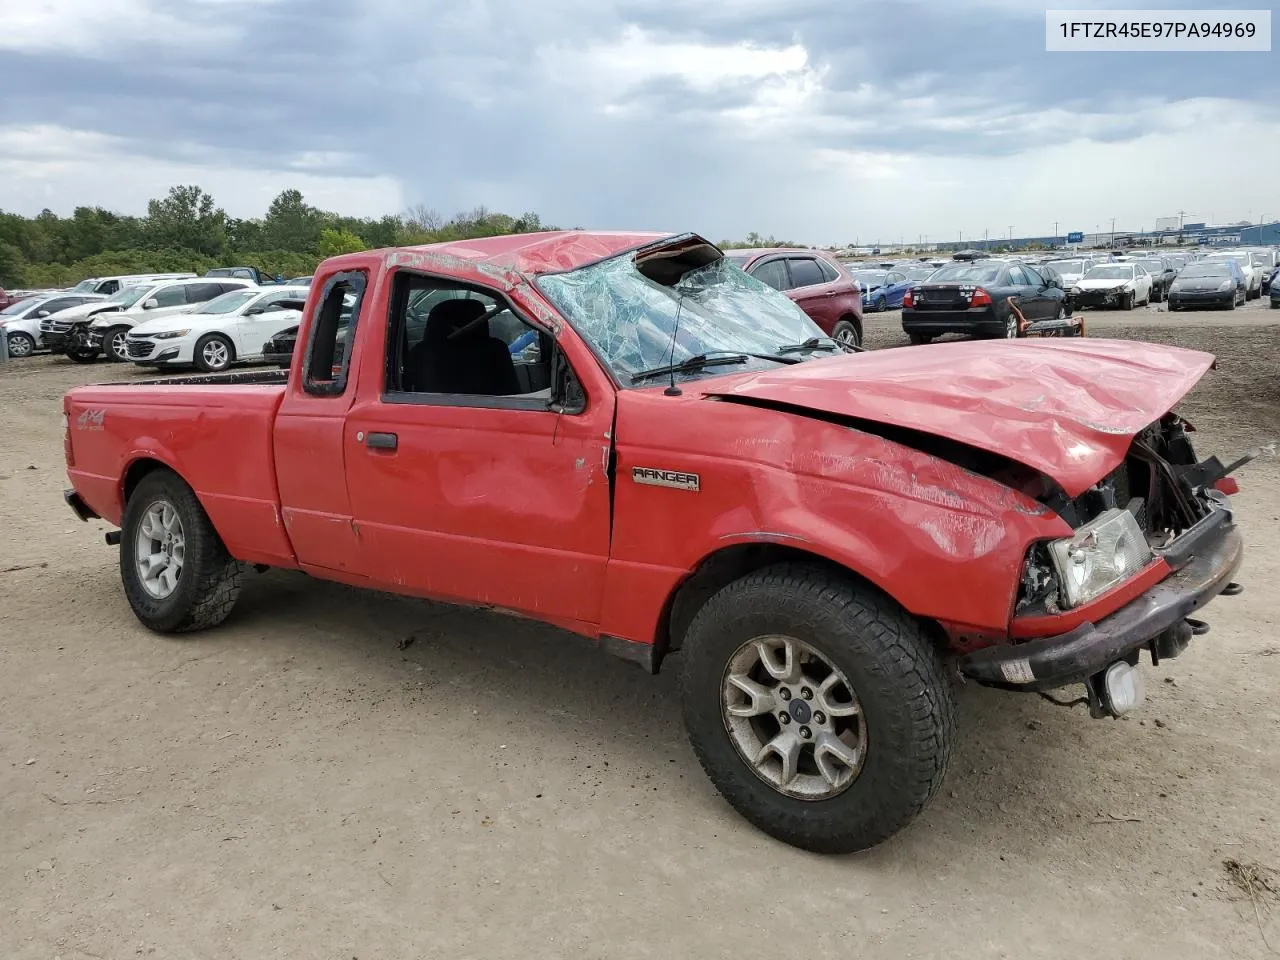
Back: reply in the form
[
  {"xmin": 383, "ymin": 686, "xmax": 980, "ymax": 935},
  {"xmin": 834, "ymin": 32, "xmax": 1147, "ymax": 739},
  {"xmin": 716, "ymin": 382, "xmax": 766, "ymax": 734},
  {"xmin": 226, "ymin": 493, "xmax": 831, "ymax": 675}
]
[
  {"xmin": 537, "ymin": 253, "xmax": 824, "ymax": 384},
  {"xmin": 1083, "ymin": 265, "xmax": 1134, "ymax": 280}
]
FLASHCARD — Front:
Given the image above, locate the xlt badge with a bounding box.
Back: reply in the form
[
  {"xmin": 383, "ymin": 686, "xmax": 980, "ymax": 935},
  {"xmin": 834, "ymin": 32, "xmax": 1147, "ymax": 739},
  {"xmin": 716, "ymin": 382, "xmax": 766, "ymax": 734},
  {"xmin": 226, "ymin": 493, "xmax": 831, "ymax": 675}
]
[{"xmin": 631, "ymin": 466, "xmax": 700, "ymax": 492}]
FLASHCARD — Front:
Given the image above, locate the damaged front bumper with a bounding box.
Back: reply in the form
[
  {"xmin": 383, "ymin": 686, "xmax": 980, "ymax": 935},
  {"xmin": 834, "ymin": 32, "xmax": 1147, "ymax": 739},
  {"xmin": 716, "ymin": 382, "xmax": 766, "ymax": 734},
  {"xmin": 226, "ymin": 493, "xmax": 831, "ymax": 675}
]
[{"xmin": 958, "ymin": 515, "xmax": 1242, "ymax": 697}]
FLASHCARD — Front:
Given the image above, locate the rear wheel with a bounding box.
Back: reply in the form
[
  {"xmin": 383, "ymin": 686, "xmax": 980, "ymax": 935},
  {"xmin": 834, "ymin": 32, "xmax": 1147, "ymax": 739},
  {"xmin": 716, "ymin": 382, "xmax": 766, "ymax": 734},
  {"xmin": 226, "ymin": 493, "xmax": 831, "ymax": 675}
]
[
  {"xmin": 874, "ymin": 295, "xmax": 887, "ymax": 312},
  {"xmin": 831, "ymin": 319, "xmax": 862, "ymax": 349},
  {"xmin": 679, "ymin": 564, "xmax": 956, "ymax": 854},
  {"xmin": 120, "ymin": 470, "xmax": 244, "ymax": 633},
  {"xmin": 1003, "ymin": 309, "xmax": 1019, "ymax": 338},
  {"xmin": 5, "ymin": 331, "xmax": 35, "ymax": 357},
  {"xmin": 194, "ymin": 333, "xmax": 235, "ymax": 373},
  {"xmin": 907, "ymin": 333, "xmax": 932, "ymax": 346}
]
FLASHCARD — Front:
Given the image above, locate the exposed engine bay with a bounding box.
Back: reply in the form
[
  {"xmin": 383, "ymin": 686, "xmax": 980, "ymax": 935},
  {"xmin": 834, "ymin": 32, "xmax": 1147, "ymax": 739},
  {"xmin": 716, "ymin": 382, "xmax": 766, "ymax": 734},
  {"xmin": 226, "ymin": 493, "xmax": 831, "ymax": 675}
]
[{"xmin": 1015, "ymin": 413, "xmax": 1244, "ymax": 617}]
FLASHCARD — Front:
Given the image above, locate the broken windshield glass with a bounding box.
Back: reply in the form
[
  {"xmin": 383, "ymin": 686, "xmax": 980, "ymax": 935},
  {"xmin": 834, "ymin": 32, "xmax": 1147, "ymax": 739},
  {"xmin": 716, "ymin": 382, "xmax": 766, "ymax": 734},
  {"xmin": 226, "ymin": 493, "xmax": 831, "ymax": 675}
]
[{"xmin": 536, "ymin": 253, "xmax": 823, "ymax": 384}]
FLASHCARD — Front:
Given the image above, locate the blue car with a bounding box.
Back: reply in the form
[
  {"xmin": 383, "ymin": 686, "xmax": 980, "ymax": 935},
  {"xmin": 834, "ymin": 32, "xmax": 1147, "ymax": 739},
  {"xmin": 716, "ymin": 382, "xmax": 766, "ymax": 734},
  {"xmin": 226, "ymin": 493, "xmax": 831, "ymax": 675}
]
[{"xmin": 856, "ymin": 266, "xmax": 936, "ymax": 312}]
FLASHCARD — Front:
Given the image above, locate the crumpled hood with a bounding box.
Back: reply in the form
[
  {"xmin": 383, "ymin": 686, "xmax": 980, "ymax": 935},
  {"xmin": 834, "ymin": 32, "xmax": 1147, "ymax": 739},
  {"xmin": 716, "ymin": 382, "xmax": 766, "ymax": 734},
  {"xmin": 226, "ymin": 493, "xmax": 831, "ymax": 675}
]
[
  {"xmin": 45, "ymin": 301, "xmax": 118, "ymax": 323},
  {"xmin": 704, "ymin": 339, "xmax": 1215, "ymax": 497},
  {"xmin": 1075, "ymin": 278, "xmax": 1130, "ymax": 291}
]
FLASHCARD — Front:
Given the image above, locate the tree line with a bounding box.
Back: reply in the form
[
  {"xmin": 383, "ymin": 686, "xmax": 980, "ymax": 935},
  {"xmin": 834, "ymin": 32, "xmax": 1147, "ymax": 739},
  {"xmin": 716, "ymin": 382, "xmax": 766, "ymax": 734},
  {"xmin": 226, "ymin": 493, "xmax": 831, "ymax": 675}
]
[{"xmin": 0, "ymin": 185, "xmax": 553, "ymax": 289}]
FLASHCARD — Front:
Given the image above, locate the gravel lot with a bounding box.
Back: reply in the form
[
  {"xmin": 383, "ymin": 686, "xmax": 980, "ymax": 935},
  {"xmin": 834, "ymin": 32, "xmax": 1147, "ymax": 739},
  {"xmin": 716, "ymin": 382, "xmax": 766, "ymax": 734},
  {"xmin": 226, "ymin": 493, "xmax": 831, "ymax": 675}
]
[{"xmin": 3, "ymin": 300, "xmax": 1279, "ymax": 959}]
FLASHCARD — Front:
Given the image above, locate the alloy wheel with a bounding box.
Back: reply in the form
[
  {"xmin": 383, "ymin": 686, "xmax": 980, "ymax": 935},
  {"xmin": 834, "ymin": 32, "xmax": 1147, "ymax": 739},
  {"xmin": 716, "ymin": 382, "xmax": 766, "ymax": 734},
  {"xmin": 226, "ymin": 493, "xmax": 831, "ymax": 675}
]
[
  {"xmin": 721, "ymin": 635, "xmax": 867, "ymax": 800},
  {"xmin": 135, "ymin": 500, "xmax": 185, "ymax": 600}
]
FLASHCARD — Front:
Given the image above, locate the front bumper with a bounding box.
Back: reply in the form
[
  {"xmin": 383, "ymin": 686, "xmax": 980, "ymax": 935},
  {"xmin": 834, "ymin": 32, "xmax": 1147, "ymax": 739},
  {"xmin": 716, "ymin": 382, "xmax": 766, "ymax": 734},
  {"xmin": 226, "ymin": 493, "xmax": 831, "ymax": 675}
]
[
  {"xmin": 125, "ymin": 336, "xmax": 184, "ymax": 364},
  {"xmin": 1169, "ymin": 289, "xmax": 1235, "ymax": 308},
  {"xmin": 1069, "ymin": 288, "xmax": 1127, "ymax": 309},
  {"xmin": 958, "ymin": 521, "xmax": 1243, "ymax": 691}
]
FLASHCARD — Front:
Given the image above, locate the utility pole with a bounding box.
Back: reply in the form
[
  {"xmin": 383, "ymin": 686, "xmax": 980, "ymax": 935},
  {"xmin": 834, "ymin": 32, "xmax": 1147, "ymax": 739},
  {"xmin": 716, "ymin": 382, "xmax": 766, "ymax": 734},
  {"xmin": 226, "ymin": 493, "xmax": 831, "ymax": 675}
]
[
  {"xmin": 1008, "ymin": 225, "xmax": 1013, "ymax": 245},
  {"xmin": 1110, "ymin": 216, "xmax": 1116, "ymax": 246},
  {"xmin": 1054, "ymin": 220, "xmax": 1059, "ymax": 242},
  {"xmin": 984, "ymin": 228, "xmax": 988, "ymax": 249}
]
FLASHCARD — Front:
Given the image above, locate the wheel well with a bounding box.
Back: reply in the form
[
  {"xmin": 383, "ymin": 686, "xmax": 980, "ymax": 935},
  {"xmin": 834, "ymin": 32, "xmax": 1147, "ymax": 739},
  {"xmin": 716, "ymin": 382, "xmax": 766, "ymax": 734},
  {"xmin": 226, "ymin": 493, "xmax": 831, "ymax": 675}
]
[
  {"xmin": 658, "ymin": 542, "xmax": 913, "ymax": 665},
  {"xmin": 122, "ymin": 458, "xmax": 173, "ymax": 503}
]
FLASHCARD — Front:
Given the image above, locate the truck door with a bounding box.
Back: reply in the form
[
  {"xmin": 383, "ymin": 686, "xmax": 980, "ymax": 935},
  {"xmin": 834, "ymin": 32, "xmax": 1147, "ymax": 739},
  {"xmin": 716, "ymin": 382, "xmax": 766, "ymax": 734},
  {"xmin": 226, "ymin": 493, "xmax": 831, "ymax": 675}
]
[
  {"xmin": 343, "ymin": 272, "xmax": 614, "ymax": 629},
  {"xmin": 273, "ymin": 269, "xmax": 368, "ymax": 575}
]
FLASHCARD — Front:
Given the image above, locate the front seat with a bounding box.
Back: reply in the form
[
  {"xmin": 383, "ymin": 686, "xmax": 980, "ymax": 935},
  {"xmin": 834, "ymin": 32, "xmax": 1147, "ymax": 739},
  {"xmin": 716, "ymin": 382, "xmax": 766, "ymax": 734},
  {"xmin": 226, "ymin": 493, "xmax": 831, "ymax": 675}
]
[{"xmin": 407, "ymin": 298, "xmax": 521, "ymax": 395}]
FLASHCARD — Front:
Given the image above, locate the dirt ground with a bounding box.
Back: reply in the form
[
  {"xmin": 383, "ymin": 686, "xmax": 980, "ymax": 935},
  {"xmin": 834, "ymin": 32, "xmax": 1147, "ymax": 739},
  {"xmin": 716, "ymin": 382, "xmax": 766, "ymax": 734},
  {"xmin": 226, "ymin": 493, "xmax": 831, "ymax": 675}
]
[{"xmin": 3, "ymin": 300, "xmax": 1279, "ymax": 960}]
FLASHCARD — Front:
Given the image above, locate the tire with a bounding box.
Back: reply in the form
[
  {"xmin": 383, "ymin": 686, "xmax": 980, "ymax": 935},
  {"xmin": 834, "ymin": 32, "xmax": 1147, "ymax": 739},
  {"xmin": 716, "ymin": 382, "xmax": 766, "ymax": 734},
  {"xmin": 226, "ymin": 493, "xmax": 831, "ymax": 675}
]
[
  {"xmin": 831, "ymin": 319, "xmax": 862, "ymax": 349},
  {"xmin": 679, "ymin": 563, "xmax": 956, "ymax": 854},
  {"xmin": 104, "ymin": 326, "xmax": 131, "ymax": 362},
  {"xmin": 1226, "ymin": 295, "xmax": 1236, "ymax": 311},
  {"xmin": 5, "ymin": 331, "xmax": 35, "ymax": 358},
  {"xmin": 1002, "ymin": 308, "xmax": 1019, "ymax": 338},
  {"xmin": 64, "ymin": 330, "xmax": 99, "ymax": 363},
  {"xmin": 120, "ymin": 470, "xmax": 245, "ymax": 633},
  {"xmin": 194, "ymin": 333, "xmax": 235, "ymax": 373},
  {"xmin": 1121, "ymin": 292, "xmax": 1134, "ymax": 311},
  {"xmin": 907, "ymin": 333, "xmax": 931, "ymax": 346},
  {"xmin": 874, "ymin": 295, "xmax": 887, "ymax": 313}
]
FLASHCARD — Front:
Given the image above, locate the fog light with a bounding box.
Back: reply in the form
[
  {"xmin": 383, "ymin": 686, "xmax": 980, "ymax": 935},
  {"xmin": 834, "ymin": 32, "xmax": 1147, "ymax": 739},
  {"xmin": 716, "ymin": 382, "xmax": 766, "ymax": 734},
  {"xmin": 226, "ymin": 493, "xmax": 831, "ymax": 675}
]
[{"xmin": 1102, "ymin": 661, "xmax": 1145, "ymax": 716}]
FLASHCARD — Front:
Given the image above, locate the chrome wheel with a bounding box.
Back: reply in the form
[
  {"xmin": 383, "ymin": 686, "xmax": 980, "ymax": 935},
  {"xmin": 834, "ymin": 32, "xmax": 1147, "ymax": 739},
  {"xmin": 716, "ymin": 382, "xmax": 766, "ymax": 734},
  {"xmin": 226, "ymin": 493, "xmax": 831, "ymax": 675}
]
[
  {"xmin": 135, "ymin": 500, "xmax": 185, "ymax": 599},
  {"xmin": 722, "ymin": 635, "xmax": 867, "ymax": 800},
  {"xmin": 110, "ymin": 329, "xmax": 129, "ymax": 361},
  {"xmin": 1004, "ymin": 312, "xmax": 1019, "ymax": 338},
  {"xmin": 834, "ymin": 325, "xmax": 860, "ymax": 348},
  {"xmin": 201, "ymin": 338, "xmax": 230, "ymax": 370}
]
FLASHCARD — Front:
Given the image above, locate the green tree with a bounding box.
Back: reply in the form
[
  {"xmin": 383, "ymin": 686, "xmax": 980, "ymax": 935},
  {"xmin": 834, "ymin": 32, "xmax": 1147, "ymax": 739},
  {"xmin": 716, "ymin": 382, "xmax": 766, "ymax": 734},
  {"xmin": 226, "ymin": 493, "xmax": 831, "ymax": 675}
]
[
  {"xmin": 145, "ymin": 185, "xmax": 227, "ymax": 257},
  {"xmin": 262, "ymin": 189, "xmax": 322, "ymax": 251},
  {"xmin": 317, "ymin": 227, "xmax": 366, "ymax": 257}
]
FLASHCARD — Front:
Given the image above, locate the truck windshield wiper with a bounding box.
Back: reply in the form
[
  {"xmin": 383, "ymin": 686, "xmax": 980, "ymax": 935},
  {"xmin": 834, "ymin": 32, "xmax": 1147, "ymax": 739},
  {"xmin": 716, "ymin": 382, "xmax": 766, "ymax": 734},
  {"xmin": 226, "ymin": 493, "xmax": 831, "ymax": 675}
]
[
  {"xmin": 776, "ymin": 337, "xmax": 860, "ymax": 356},
  {"xmin": 630, "ymin": 351, "xmax": 796, "ymax": 384}
]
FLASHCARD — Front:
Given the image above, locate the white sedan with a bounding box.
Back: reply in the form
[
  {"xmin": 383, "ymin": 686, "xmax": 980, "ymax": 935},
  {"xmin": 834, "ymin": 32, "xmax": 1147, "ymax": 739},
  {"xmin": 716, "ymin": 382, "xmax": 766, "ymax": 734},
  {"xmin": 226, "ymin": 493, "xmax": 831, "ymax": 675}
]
[
  {"xmin": 1069, "ymin": 263, "xmax": 1153, "ymax": 310},
  {"xmin": 124, "ymin": 286, "xmax": 309, "ymax": 372}
]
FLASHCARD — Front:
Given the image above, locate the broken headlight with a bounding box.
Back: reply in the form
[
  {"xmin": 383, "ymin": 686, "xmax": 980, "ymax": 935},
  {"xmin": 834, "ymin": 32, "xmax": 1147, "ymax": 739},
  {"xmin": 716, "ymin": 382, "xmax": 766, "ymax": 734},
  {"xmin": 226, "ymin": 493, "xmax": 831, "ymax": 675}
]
[{"xmin": 1047, "ymin": 508, "xmax": 1152, "ymax": 609}]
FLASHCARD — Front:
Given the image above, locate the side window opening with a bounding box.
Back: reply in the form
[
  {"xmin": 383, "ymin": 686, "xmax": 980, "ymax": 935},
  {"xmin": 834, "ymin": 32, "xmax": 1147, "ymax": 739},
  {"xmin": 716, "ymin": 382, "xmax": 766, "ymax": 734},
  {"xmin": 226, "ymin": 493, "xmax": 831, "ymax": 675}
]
[
  {"xmin": 304, "ymin": 271, "xmax": 366, "ymax": 396},
  {"xmin": 385, "ymin": 272, "xmax": 570, "ymax": 408}
]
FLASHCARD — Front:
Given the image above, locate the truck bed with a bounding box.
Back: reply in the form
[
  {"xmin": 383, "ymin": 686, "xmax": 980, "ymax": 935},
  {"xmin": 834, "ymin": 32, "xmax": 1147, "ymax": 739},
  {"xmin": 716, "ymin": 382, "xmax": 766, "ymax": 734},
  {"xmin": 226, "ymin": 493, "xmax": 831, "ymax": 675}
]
[{"xmin": 65, "ymin": 376, "xmax": 296, "ymax": 568}]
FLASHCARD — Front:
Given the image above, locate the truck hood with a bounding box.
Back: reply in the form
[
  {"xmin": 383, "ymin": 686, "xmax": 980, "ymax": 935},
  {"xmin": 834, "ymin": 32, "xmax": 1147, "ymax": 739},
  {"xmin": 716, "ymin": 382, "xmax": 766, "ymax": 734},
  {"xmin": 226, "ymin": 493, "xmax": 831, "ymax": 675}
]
[{"xmin": 704, "ymin": 339, "xmax": 1214, "ymax": 497}]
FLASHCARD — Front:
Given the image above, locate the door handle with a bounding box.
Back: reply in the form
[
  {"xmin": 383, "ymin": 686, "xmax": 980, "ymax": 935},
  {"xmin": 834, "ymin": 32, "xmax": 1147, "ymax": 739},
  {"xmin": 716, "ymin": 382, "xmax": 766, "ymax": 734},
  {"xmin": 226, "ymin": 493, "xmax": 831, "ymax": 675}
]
[{"xmin": 365, "ymin": 431, "xmax": 398, "ymax": 451}]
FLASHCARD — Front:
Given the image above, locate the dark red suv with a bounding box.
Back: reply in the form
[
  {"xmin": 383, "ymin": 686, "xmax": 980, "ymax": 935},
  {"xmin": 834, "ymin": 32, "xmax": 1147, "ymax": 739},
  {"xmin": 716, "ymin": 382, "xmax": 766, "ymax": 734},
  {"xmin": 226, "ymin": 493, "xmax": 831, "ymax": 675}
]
[{"xmin": 724, "ymin": 248, "xmax": 864, "ymax": 347}]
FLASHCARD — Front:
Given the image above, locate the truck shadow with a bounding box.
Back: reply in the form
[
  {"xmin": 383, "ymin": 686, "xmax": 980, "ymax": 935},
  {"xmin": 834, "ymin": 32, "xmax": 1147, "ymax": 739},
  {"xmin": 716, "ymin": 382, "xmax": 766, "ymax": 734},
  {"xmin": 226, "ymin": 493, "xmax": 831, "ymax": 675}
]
[{"xmin": 230, "ymin": 569, "xmax": 1195, "ymax": 865}]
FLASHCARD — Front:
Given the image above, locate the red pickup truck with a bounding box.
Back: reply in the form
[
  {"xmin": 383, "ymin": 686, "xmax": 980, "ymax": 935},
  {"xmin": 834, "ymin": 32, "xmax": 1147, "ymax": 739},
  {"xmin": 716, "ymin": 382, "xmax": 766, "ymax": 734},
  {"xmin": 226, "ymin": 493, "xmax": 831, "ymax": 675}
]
[{"xmin": 62, "ymin": 231, "xmax": 1246, "ymax": 853}]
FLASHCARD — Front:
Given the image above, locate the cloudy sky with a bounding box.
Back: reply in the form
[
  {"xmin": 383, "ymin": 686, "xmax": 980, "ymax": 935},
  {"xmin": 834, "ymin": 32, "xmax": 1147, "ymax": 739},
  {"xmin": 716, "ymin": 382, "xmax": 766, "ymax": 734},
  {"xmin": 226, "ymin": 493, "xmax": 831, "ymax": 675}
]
[{"xmin": 1, "ymin": 0, "xmax": 1277, "ymax": 245}]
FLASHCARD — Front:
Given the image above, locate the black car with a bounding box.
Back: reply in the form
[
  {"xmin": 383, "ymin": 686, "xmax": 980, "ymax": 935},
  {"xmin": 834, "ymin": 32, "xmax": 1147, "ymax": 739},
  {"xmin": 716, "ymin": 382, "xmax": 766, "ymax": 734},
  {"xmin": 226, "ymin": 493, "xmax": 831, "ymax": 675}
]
[
  {"xmin": 1134, "ymin": 256, "xmax": 1177, "ymax": 302},
  {"xmin": 1166, "ymin": 262, "xmax": 1246, "ymax": 311},
  {"xmin": 900, "ymin": 260, "xmax": 1067, "ymax": 344},
  {"xmin": 262, "ymin": 324, "xmax": 299, "ymax": 367},
  {"xmin": 1271, "ymin": 270, "xmax": 1280, "ymax": 308}
]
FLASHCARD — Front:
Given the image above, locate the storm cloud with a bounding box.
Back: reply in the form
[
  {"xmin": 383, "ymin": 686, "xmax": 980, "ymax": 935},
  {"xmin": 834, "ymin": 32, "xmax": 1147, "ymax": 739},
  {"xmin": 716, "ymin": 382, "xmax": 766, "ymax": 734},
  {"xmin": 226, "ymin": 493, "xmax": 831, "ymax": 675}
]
[{"xmin": 1, "ymin": 0, "xmax": 1277, "ymax": 244}]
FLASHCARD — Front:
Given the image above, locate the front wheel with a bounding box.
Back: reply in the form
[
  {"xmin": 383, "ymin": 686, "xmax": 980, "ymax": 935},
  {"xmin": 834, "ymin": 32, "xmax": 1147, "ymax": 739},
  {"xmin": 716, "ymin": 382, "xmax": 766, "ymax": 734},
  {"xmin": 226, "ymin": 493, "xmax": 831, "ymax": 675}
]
[
  {"xmin": 907, "ymin": 333, "xmax": 932, "ymax": 345},
  {"xmin": 120, "ymin": 470, "xmax": 245, "ymax": 633},
  {"xmin": 679, "ymin": 564, "xmax": 956, "ymax": 854},
  {"xmin": 5, "ymin": 331, "xmax": 35, "ymax": 358},
  {"xmin": 105, "ymin": 326, "xmax": 131, "ymax": 362},
  {"xmin": 194, "ymin": 333, "xmax": 235, "ymax": 373},
  {"xmin": 1121, "ymin": 292, "xmax": 1134, "ymax": 311},
  {"xmin": 831, "ymin": 319, "xmax": 862, "ymax": 349}
]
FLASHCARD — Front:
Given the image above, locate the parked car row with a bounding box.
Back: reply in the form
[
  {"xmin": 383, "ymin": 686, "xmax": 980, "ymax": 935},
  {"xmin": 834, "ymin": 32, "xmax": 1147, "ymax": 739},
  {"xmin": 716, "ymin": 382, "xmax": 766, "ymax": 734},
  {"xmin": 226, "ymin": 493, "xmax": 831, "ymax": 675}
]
[{"xmin": 2, "ymin": 268, "xmax": 315, "ymax": 365}]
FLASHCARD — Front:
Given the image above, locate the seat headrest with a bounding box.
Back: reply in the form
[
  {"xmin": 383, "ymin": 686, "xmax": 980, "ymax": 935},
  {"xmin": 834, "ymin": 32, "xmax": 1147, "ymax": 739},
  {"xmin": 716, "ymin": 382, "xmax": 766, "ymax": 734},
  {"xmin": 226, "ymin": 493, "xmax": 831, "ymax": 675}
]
[{"xmin": 424, "ymin": 298, "xmax": 488, "ymax": 342}]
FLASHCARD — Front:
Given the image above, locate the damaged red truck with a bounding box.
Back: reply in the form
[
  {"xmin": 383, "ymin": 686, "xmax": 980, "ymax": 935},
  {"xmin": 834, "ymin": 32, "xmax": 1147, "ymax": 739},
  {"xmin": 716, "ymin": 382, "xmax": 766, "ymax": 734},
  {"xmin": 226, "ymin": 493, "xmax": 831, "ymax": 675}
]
[{"xmin": 62, "ymin": 231, "xmax": 1247, "ymax": 854}]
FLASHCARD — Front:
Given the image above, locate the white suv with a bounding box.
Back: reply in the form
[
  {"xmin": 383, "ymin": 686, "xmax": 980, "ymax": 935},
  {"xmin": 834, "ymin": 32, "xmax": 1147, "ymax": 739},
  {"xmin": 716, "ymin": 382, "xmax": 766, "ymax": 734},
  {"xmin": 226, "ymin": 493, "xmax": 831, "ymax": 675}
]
[{"xmin": 86, "ymin": 278, "xmax": 257, "ymax": 361}]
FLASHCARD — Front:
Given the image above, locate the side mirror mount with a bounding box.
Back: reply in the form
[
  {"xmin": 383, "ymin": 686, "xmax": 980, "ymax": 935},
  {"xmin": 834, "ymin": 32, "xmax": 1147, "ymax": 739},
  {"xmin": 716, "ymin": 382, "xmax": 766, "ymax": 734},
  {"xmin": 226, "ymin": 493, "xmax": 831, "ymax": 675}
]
[{"xmin": 548, "ymin": 343, "xmax": 586, "ymax": 415}]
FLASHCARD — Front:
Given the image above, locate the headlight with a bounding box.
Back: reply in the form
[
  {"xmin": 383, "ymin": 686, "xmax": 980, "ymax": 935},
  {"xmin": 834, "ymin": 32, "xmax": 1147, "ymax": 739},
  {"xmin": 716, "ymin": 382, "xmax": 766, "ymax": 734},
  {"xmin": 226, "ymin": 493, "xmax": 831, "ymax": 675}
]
[
  {"xmin": 151, "ymin": 329, "xmax": 190, "ymax": 339},
  {"xmin": 1218, "ymin": 280, "xmax": 1234, "ymax": 291},
  {"xmin": 1047, "ymin": 508, "xmax": 1152, "ymax": 609}
]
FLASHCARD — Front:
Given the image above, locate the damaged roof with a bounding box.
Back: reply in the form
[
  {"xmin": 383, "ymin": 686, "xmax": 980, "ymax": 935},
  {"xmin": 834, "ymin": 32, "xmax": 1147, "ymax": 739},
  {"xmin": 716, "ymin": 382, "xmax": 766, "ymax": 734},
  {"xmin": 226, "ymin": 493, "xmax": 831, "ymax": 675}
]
[{"xmin": 380, "ymin": 230, "xmax": 675, "ymax": 286}]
